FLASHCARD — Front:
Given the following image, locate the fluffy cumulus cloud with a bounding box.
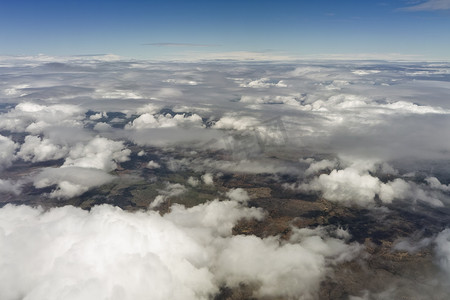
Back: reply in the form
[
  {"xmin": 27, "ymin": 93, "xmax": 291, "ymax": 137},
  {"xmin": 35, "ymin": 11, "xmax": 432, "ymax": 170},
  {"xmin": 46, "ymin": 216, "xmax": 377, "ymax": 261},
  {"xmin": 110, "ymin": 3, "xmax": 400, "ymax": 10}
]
[
  {"xmin": 63, "ymin": 137, "xmax": 130, "ymax": 172},
  {"xmin": 297, "ymin": 167, "xmax": 390, "ymax": 207},
  {"xmin": 146, "ymin": 160, "xmax": 161, "ymax": 169},
  {"xmin": 17, "ymin": 135, "xmax": 68, "ymax": 163},
  {"xmin": 214, "ymin": 229, "xmax": 360, "ymax": 299},
  {"xmin": 25, "ymin": 137, "xmax": 131, "ymax": 198},
  {"xmin": 89, "ymin": 111, "xmax": 107, "ymax": 120},
  {"xmin": 0, "ymin": 102, "xmax": 84, "ymax": 134},
  {"xmin": 304, "ymin": 94, "xmax": 448, "ymax": 118},
  {"xmin": 226, "ymin": 187, "xmax": 250, "ymax": 203},
  {"xmin": 239, "ymin": 78, "xmax": 287, "ymax": 88},
  {"xmin": 0, "ymin": 193, "xmax": 361, "ymax": 300},
  {"xmin": 291, "ymin": 159, "xmax": 449, "ymax": 207},
  {"xmin": 187, "ymin": 176, "xmax": 200, "ymax": 187},
  {"xmin": 0, "ymin": 135, "xmax": 17, "ymax": 169},
  {"xmin": 126, "ymin": 113, "xmax": 203, "ymax": 130},
  {"xmin": 0, "ymin": 204, "xmax": 216, "ymax": 300},
  {"xmin": 201, "ymin": 173, "xmax": 214, "ymax": 185},
  {"xmin": 213, "ymin": 114, "xmax": 259, "ymax": 131}
]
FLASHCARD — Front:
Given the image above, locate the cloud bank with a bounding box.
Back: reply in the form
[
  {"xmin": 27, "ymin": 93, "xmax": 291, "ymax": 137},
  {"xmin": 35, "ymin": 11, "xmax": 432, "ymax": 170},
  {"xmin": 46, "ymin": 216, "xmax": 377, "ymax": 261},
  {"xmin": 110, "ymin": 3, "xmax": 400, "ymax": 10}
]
[
  {"xmin": 0, "ymin": 193, "xmax": 361, "ymax": 300},
  {"xmin": 1, "ymin": 55, "xmax": 450, "ymax": 298}
]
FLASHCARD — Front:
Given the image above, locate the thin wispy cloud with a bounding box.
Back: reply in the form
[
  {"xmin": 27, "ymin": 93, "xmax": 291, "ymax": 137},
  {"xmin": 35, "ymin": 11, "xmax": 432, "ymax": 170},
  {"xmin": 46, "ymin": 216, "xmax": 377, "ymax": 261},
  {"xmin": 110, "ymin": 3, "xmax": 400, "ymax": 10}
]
[
  {"xmin": 166, "ymin": 50, "xmax": 297, "ymax": 62},
  {"xmin": 401, "ymin": 0, "xmax": 450, "ymax": 11},
  {"xmin": 142, "ymin": 42, "xmax": 221, "ymax": 47}
]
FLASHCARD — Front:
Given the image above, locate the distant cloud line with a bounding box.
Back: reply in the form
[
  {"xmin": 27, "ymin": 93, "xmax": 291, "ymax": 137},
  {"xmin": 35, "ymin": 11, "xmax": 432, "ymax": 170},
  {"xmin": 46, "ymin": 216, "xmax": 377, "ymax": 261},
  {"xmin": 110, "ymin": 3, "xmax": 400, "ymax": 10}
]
[{"xmin": 142, "ymin": 42, "xmax": 221, "ymax": 47}]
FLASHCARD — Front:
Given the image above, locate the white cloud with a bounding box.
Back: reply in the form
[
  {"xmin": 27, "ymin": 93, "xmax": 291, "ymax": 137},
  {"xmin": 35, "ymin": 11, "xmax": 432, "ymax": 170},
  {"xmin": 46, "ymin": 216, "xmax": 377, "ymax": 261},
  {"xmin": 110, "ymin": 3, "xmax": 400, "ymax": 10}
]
[
  {"xmin": 17, "ymin": 135, "xmax": 68, "ymax": 163},
  {"xmin": 290, "ymin": 157, "xmax": 447, "ymax": 207},
  {"xmin": 0, "ymin": 135, "xmax": 17, "ymax": 169},
  {"xmin": 292, "ymin": 160, "xmax": 445, "ymax": 207},
  {"xmin": 201, "ymin": 173, "xmax": 214, "ymax": 185},
  {"xmin": 378, "ymin": 178, "xmax": 412, "ymax": 203},
  {"xmin": 164, "ymin": 78, "xmax": 198, "ymax": 86},
  {"xmin": 382, "ymin": 100, "xmax": 448, "ymax": 115},
  {"xmin": 33, "ymin": 167, "xmax": 116, "ymax": 198},
  {"xmin": 225, "ymin": 188, "xmax": 250, "ymax": 203},
  {"xmin": 304, "ymin": 158, "xmax": 338, "ymax": 176},
  {"xmin": 240, "ymin": 95, "xmax": 300, "ymax": 106},
  {"xmin": 434, "ymin": 228, "xmax": 450, "ymax": 274},
  {"xmin": 0, "ymin": 204, "xmax": 217, "ymax": 300},
  {"xmin": 63, "ymin": 137, "xmax": 130, "ymax": 172},
  {"xmin": 213, "ymin": 114, "xmax": 259, "ymax": 131},
  {"xmin": 397, "ymin": 227, "xmax": 450, "ymax": 283},
  {"xmin": 0, "ymin": 197, "xmax": 362, "ymax": 300},
  {"xmin": 93, "ymin": 122, "xmax": 112, "ymax": 132},
  {"xmin": 402, "ymin": 0, "xmax": 450, "ymax": 11},
  {"xmin": 3, "ymin": 84, "xmax": 29, "ymax": 96},
  {"xmin": 351, "ymin": 70, "xmax": 381, "ymax": 76},
  {"xmin": 300, "ymin": 53, "xmax": 425, "ymax": 60},
  {"xmin": 289, "ymin": 227, "xmax": 362, "ymax": 263},
  {"xmin": 136, "ymin": 103, "xmax": 161, "ymax": 115},
  {"xmin": 393, "ymin": 236, "xmax": 433, "ymax": 253},
  {"xmin": 215, "ymin": 226, "xmax": 362, "ymax": 299},
  {"xmin": 4, "ymin": 58, "xmax": 447, "ymax": 164},
  {"xmin": 187, "ymin": 176, "xmax": 200, "ymax": 187},
  {"xmin": 299, "ymin": 167, "xmax": 384, "ymax": 207},
  {"xmin": 425, "ymin": 176, "xmax": 450, "ymax": 192},
  {"xmin": 89, "ymin": 112, "xmax": 107, "ymax": 120},
  {"xmin": 95, "ymin": 89, "xmax": 142, "ymax": 99},
  {"xmin": 0, "ymin": 179, "xmax": 22, "ymax": 195},
  {"xmin": 239, "ymin": 78, "xmax": 287, "ymax": 88},
  {"xmin": 126, "ymin": 113, "xmax": 203, "ymax": 130},
  {"xmin": 150, "ymin": 183, "xmax": 187, "ymax": 209},
  {"xmin": 146, "ymin": 160, "xmax": 161, "ymax": 169},
  {"xmin": 0, "ymin": 102, "xmax": 84, "ymax": 134},
  {"xmin": 127, "ymin": 113, "xmax": 159, "ymax": 129},
  {"xmin": 307, "ymin": 94, "xmax": 448, "ymax": 116}
]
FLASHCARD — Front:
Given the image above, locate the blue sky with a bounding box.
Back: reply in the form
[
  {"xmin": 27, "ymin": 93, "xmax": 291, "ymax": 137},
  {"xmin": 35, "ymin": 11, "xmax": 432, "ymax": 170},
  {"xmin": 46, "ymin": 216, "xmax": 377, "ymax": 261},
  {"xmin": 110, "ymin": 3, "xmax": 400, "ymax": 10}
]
[{"xmin": 1, "ymin": 0, "xmax": 450, "ymax": 60}]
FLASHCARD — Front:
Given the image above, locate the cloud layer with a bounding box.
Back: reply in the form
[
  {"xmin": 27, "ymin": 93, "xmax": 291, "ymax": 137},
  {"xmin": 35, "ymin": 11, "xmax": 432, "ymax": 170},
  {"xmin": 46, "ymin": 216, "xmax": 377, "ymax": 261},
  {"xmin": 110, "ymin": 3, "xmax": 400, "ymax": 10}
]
[{"xmin": 1, "ymin": 55, "xmax": 450, "ymax": 298}]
